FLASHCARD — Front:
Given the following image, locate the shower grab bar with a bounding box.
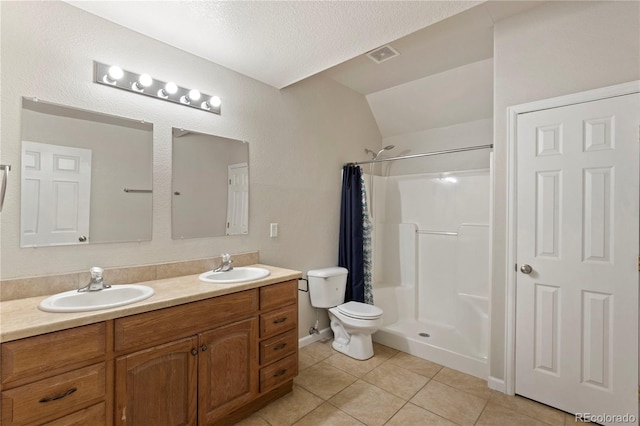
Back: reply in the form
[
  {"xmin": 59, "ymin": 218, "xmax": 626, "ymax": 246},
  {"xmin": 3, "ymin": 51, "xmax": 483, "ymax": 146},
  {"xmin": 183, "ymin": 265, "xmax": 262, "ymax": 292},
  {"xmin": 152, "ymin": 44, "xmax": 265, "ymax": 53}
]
[
  {"xmin": 123, "ymin": 188, "xmax": 152, "ymax": 193},
  {"xmin": 417, "ymin": 230, "xmax": 458, "ymax": 236}
]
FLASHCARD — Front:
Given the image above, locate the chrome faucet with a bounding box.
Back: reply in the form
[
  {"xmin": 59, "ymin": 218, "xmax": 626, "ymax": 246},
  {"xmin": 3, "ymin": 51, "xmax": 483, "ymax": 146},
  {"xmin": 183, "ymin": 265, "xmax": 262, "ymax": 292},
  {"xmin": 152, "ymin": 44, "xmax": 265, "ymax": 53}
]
[
  {"xmin": 78, "ymin": 267, "xmax": 111, "ymax": 292},
  {"xmin": 214, "ymin": 253, "xmax": 234, "ymax": 272}
]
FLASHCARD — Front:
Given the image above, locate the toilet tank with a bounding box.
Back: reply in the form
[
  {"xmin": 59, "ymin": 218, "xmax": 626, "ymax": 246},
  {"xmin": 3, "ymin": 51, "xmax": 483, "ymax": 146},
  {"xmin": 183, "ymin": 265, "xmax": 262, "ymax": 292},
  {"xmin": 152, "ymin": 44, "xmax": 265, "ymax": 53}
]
[{"xmin": 307, "ymin": 267, "xmax": 348, "ymax": 308}]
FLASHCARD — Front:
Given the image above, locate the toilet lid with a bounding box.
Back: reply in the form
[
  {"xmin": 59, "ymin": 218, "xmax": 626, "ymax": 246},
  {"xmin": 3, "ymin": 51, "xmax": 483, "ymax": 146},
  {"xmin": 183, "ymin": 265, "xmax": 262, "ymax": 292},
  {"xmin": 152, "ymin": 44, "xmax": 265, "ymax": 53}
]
[{"xmin": 337, "ymin": 301, "xmax": 383, "ymax": 319}]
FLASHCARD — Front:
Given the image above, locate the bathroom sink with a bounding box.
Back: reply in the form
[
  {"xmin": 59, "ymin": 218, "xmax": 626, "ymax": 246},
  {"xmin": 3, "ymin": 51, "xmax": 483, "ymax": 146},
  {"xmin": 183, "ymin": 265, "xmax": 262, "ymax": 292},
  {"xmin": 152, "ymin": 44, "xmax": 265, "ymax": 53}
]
[
  {"xmin": 199, "ymin": 267, "xmax": 270, "ymax": 284},
  {"xmin": 38, "ymin": 284, "xmax": 154, "ymax": 313}
]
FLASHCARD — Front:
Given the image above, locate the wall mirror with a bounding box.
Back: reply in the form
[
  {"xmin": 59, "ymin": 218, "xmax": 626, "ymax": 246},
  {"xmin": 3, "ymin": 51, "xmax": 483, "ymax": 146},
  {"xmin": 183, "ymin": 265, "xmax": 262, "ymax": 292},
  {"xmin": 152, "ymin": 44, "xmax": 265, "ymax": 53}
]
[
  {"xmin": 20, "ymin": 97, "xmax": 153, "ymax": 247},
  {"xmin": 172, "ymin": 128, "xmax": 249, "ymax": 239}
]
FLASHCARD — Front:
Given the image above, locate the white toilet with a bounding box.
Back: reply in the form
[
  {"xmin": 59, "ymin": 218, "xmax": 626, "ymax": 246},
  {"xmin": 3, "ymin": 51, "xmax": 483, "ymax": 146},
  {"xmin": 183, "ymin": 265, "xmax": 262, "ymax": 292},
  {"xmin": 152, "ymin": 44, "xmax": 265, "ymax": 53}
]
[{"xmin": 308, "ymin": 267, "xmax": 383, "ymax": 360}]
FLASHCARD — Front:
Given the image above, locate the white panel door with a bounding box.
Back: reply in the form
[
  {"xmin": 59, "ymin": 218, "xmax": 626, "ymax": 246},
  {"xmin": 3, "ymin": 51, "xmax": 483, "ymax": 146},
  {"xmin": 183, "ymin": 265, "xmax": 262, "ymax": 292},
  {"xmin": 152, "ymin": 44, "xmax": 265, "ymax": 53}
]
[
  {"xmin": 226, "ymin": 163, "xmax": 248, "ymax": 235},
  {"xmin": 21, "ymin": 141, "xmax": 92, "ymax": 246},
  {"xmin": 515, "ymin": 93, "xmax": 639, "ymax": 422}
]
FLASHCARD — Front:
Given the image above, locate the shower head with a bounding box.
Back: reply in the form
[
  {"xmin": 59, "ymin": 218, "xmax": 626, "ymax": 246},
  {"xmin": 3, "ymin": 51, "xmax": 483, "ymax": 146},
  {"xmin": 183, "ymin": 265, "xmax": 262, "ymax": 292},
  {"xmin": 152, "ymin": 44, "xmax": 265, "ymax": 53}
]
[
  {"xmin": 365, "ymin": 145, "xmax": 395, "ymax": 160},
  {"xmin": 374, "ymin": 145, "xmax": 395, "ymax": 159}
]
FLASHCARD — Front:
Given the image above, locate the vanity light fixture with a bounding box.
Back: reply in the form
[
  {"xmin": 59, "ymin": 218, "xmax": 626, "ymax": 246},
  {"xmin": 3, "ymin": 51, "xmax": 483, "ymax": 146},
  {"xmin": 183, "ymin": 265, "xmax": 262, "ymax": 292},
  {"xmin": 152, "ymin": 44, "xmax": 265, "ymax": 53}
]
[{"xmin": 94, "ymin": 61, "xmax": 221, "ymax": 115}]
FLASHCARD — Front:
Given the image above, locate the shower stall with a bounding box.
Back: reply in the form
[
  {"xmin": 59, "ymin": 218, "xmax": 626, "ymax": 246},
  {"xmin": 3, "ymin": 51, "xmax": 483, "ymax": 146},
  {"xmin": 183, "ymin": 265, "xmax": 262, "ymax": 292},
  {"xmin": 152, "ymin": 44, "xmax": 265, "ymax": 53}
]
[{"xmin": 359, "ymin": 146, "xmax": 491, "ymax": 379}]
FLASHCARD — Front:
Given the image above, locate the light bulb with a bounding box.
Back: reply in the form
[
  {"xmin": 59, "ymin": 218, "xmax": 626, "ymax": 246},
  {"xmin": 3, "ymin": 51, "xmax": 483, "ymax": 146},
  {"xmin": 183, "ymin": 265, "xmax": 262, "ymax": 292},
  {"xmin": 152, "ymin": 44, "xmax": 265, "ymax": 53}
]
[
  {"xmin": 108, "ymin": 66, "xmax": 123, "ymax": 80},
  {"xmin": 188, "ymin": 89, "xmax": 201, "ymax": 101},
  {"xmin": 158, "ymin": 81, "xmax": 178, "ymax": 98},
  {"xmin": 138, "ymin": 74, "xmax": 153, "ymax": 87},
  {"xmin": 210, "ymin": 96, "xmax": 221, "ymax": 107},
  {"xmin": 102, "ymin": 65, "xmax": 124, "ymax": 85},
  {"xmin": 132, "ymin": 73, "xmax": 153, "ymax": 92},
  {"xmin": 165, "ymin": 82, "xmax": 178, "ymax": 94}
]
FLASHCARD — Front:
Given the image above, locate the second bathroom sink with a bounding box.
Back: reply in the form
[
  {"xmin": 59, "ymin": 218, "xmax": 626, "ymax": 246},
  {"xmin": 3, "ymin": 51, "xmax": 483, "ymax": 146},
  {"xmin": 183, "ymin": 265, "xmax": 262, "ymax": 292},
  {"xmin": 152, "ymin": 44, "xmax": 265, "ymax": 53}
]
[{"xmin": 199, "ymin": 267, "xmax": 270, "ymax": 283}]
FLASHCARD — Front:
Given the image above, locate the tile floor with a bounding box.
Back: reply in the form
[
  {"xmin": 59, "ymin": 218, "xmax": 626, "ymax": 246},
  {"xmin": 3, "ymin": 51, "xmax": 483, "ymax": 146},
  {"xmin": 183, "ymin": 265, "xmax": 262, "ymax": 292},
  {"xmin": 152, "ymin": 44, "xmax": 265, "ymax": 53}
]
[{"xmin": 237, "ymin": 340, "xmax": 582, "ymax": 426}]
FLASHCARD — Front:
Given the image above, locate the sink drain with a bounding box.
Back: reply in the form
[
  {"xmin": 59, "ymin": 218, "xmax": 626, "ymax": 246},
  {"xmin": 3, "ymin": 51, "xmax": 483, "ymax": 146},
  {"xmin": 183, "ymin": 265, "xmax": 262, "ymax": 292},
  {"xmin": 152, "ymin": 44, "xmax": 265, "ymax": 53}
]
[{"xmin": 418, "ymin": 332, "xmax": 430, "ymax": 338}]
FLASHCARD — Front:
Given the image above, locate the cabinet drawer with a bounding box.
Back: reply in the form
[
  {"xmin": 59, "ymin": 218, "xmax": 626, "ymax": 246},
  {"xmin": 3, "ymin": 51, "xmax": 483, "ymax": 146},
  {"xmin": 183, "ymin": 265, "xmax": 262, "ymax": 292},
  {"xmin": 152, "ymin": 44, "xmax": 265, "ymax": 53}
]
[
  {"xmin": 259, "ymin": 353, "xmax": 297, "ymax": 393},
  {"xmin": 43, "ymin": 401, "xmax": 106, "ymax": 426},
  {"xmin": 1, "ymin": 363, "xmax": 106, "ymax": 425},
  {"xmin": 260, "ymin": 330, "xmax": 297, "ymax": 366},
  {"xmin": 1, "ymin": 323, "xmax": 106, "ymax": 386},
  {"xmin": 115, "ymin": 289, "xmax": 258, "ymax": 352},
  {"xmin": 260, "ymin": 280, "xmax": 297, "ymax": 311},
  {"xmin": 260, "ymin": 305, "xmax": 297, "ymax": 338}
]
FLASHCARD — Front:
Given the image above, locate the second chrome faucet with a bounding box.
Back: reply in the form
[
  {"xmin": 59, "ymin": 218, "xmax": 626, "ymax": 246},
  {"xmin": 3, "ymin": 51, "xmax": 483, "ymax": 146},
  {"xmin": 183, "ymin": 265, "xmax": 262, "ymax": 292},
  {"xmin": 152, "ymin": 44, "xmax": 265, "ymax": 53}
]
[{"xmin": 214, "ymin": 253, "xmax": 234, "ymax": 272}]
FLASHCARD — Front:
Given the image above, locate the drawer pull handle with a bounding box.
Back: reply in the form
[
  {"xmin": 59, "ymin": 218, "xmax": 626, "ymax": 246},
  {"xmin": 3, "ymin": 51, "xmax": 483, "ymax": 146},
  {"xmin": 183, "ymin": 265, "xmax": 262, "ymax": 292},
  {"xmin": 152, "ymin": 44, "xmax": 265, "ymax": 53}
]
[
  {"xmin": 273, "ymin": 343, "xmax": 287, "ymax": 351},
  {"xmin": 273, "ymin": 317, "xmax": 287, "ymax": 324},
  {"xmin": 273, "ymin": 369, "xmax": 288, "ymax": 377},
  {"xmin": 39, "ymin": 387, "xmax": 77, "ymax": 403}
]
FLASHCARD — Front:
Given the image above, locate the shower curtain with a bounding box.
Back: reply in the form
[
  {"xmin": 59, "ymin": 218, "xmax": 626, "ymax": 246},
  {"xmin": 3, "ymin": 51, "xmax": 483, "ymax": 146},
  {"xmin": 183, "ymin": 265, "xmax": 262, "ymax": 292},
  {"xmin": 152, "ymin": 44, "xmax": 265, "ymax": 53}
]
[{"xmin": 338, "ymin": 164, "xmax": 373, "ymax": 304}]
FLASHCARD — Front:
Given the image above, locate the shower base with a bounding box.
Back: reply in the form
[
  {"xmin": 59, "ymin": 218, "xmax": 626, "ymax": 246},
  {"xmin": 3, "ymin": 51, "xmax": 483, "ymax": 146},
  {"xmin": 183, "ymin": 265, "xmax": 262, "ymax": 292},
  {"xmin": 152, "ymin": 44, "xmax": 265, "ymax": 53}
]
[{"xmin": 373, "ymin": 319, "xmax": 488, "ymax": 379}]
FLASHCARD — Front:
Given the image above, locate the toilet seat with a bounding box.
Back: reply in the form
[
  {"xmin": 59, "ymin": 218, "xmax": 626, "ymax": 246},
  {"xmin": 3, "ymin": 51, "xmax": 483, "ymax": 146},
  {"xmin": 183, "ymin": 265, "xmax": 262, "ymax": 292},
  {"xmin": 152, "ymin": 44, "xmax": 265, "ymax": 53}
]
[{"xmin": 336, "ymin": 301, "xmax": 383, "ymax": 320}]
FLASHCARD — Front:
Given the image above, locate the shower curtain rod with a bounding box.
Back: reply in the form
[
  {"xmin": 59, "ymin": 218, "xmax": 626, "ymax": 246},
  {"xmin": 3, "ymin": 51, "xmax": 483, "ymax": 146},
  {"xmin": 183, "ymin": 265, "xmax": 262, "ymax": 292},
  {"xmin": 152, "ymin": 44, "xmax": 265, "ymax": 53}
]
[{"xmin": 345, "ymin": 144, "xmax": 493, "ymax": 166}]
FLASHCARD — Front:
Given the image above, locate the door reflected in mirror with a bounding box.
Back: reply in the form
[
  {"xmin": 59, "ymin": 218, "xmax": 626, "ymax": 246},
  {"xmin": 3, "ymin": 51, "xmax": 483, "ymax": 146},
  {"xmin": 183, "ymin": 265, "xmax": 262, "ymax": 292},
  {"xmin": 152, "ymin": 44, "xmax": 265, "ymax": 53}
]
[
  {"xmin": 20, "ymin": 97, "xmax": 153, "ymax": 247},
  {"xmin": 171, "ymin": 128, "xmax": 249, "ymax": 239}
]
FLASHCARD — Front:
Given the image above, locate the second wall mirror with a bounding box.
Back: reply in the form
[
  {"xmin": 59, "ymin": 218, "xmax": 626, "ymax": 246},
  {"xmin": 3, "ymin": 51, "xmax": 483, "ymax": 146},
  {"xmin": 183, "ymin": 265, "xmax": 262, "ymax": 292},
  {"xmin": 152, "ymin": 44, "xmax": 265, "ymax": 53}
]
[{"xmin": 171, "ymin": 128, "xmax": 249, "ymax": 239}]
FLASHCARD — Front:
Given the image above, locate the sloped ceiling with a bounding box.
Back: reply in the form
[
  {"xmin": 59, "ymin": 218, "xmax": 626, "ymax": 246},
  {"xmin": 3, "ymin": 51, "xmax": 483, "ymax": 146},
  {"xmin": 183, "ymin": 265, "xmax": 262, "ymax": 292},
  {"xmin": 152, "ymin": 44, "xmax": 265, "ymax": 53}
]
[{"xmin": 64, "ymin": 0, "xmax": 483, "ymax": 89}]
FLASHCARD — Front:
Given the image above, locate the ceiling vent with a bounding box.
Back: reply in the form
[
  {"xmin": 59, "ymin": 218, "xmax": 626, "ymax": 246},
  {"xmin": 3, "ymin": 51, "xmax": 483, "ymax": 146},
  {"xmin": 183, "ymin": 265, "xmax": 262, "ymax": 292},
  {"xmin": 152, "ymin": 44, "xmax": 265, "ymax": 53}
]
[{"xmin": 366, "ymin": 44, "xmax": 400, "ymax": 64}]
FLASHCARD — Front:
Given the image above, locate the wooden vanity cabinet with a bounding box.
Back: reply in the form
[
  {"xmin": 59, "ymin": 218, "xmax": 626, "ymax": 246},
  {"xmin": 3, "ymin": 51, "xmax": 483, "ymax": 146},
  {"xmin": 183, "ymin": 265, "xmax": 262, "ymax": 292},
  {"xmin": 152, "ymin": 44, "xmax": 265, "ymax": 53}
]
[
  {"xmin": 198, "ymin": 317, "xmax": 258, "ymax": 424},
  {"xmin": 114, "ymin": 336, "xmax": 198, "ymax": 425},
  {"xmin": 1, "ymin": 277, "xmax": 300, "ymax": 426},
  {"xmin": 114, "ymin": 290, "xmax": 259, "ymax": 426},
  {"xmin": 258, "ymin": 280, "xmax": 298, "ymax": 393},
  {"xmin": 1, "ymin": 323, "xmax": 109, "ymax": 425}
]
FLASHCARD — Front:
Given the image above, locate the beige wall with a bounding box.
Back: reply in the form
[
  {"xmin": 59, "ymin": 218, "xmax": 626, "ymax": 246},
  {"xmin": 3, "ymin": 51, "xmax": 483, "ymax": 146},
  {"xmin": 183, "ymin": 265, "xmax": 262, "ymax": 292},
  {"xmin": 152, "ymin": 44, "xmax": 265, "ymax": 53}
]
[
  {"xmin": 491, "ymin": 0, "xmax": 640, "ymax": 382},
  {"xmin": 0, "ymin": 1, "xmax": 381, "ymax": 338}
]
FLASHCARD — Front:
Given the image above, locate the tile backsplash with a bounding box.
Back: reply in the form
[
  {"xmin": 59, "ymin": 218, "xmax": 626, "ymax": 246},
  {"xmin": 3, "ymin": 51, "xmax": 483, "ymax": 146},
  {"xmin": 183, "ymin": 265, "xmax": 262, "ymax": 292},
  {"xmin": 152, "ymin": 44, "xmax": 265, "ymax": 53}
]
[{"xmin": 0, "ymin": 251, "xmax": 260, "ymax": 302}]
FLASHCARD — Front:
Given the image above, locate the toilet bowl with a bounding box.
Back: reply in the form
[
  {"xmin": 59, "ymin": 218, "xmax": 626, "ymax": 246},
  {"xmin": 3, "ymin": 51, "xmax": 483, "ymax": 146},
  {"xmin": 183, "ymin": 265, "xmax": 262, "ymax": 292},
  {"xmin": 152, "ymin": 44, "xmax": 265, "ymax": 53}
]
[
  {"xmin": 307, "ymin": 267, "xmax": 384, "ymax": 361},
  {"xmin": 328, "ymin": 301, "xmax": 383, "ymax": 360}
]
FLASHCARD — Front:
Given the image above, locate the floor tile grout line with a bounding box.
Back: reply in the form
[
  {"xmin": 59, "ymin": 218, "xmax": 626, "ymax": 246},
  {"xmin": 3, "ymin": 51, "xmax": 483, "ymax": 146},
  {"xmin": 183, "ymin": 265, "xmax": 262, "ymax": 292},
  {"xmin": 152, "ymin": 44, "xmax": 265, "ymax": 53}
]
[
  {"xmin": 471, "ymin": 396, "xmax": 491, "ymax": 425},
  {"xmin": 322, "ymin": 399, "xmax": 368, "ymax": 425}
]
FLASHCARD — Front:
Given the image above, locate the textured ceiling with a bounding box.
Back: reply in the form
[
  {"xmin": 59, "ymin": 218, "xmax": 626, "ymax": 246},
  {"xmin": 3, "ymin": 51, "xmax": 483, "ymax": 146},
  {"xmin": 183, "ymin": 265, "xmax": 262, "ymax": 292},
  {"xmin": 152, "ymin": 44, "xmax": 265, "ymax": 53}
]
[{"xmin": 64, "ymin": 1, "xmax": 482, "ymax": 89}]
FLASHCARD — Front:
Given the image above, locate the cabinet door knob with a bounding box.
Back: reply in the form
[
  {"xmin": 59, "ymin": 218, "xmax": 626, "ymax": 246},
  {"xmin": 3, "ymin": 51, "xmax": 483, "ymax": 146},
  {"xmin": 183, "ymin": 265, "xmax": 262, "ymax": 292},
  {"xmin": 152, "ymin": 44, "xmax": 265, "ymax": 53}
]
[
  {"xmin": 201, "ymin": 344, "xmax": 208, "ymax": 352},
  {"xmin": 191, "ymin": 348, "xmax": 198, "ymax": 356}
]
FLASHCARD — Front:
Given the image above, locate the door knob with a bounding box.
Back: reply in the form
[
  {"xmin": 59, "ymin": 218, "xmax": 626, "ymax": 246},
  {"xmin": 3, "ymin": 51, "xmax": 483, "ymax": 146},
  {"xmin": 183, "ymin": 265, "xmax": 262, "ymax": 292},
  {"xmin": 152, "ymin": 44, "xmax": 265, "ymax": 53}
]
[
  {"xmin": 78, "ymin": 236, "xmax": 87, "ymax": 242},
  {"xmin": 520, "ymin": 264, "xmax": 533, "ymax": 274}
]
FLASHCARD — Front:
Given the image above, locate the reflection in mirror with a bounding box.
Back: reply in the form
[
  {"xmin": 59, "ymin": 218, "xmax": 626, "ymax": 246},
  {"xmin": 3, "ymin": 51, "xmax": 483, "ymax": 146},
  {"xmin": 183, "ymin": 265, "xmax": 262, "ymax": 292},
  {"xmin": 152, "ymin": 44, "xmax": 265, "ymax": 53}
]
[
  {"xmin": 172, "ymin": 128, "xmax": 249, "ymax": 239},
  {"xmin": 21, "ymin": 97, "xmax": 153, "ymax": 247}
]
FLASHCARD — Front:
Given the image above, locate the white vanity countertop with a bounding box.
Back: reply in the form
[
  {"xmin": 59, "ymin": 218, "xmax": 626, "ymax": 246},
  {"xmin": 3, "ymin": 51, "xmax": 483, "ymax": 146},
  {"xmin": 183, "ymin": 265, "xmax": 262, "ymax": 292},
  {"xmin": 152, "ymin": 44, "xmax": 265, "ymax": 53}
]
[{"xmin": 0, "ymin": 264, "xmax": 302, "ymax": 343}]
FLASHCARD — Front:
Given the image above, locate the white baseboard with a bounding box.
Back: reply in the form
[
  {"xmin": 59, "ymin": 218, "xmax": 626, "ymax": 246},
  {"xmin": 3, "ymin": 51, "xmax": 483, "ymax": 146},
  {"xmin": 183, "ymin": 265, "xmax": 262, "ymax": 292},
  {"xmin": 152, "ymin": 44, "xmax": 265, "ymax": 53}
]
[
  {"xmin": 488, "ymin": 376, "xmax": 506, "ymax": 393},
  {"xmin": 298, "ymin": 327, "xmax": 332, "ymax": 348}
]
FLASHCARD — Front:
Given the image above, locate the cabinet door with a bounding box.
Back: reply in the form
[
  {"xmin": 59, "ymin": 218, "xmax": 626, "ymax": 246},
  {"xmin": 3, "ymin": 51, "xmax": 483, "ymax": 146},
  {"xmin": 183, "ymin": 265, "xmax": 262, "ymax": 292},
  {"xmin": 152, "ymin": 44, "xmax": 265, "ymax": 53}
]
[
  {"xmin": 198, "ymin": 318, "xmax": 258, "ymax": 424},
  {"xmin": 115, "ymin": 336, "xmax": 198, "ymax": 426}
]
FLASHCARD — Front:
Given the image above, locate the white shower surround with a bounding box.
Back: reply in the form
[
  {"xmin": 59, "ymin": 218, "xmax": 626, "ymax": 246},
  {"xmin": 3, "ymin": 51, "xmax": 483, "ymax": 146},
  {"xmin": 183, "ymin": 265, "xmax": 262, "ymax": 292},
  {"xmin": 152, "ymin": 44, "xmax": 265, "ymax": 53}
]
[{"xmin": 367, "ymin": 169, "xmax": 490, "ymax": 379}]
